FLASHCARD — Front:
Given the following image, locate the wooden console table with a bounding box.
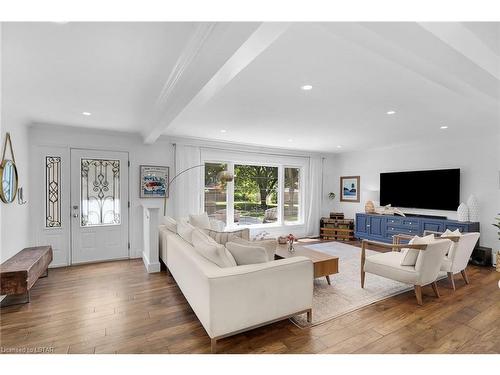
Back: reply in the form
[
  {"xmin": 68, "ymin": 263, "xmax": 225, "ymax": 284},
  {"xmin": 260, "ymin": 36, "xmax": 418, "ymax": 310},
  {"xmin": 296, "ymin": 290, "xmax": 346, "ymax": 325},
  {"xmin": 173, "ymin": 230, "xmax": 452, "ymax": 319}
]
[{"xmin": 1, "ymin": 246, "xmax": 53, "ymax": 307}]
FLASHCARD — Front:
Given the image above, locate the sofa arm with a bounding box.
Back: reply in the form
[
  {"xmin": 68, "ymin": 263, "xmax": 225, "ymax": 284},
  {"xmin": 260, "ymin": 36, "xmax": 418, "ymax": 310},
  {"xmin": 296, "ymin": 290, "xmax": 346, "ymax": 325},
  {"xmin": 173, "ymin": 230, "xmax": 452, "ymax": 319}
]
[{"xmin": 206, "ymin": 257, "xmax": 313, "ymax": 338}]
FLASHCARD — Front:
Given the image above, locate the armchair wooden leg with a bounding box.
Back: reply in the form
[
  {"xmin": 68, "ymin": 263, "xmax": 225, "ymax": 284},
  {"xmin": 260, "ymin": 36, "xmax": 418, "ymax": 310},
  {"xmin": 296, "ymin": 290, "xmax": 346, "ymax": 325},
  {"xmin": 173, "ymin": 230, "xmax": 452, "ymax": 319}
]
[
  {"xmin": 307, "ymin": 309, "xmax": 313, "ymax": 323},
  {"xmin": 447, "ymin": 272, "xmax": 456, "ymax": 290},
  {"xmin": 431, "ymin": 282, "xmax": 440, "ymax": 298},
  {"xmin": 460, "ymin": 269, "xmax": 470, "ymax": 284},
  {"xmin": 211, "ymin": 338, "xmax": 217, "ymax": 354},
  {"xmin": 414, "ymin": 285, "xmax": 423, "ymax": 306},
  {"xmin": 361, "ymin": 241, "xmax": 366, "ymax": 288}
]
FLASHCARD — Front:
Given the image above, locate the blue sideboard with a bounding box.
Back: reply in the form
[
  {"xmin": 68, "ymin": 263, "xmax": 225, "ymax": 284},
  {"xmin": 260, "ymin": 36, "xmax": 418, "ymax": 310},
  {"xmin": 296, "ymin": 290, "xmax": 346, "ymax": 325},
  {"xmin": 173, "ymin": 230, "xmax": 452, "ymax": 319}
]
[{"xmin": 355, "ymin": 213, "xmax": 480, "ymax": 243}]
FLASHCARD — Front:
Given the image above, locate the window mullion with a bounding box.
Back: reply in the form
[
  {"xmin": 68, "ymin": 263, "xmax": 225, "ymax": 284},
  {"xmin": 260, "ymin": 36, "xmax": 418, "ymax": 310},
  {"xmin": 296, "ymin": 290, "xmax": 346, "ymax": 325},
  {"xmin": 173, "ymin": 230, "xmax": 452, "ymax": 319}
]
[
  {"xmin": 227, "ymin": 162, "xmax": 235, "ymax": 228},
  {"xmin": 278, "ymin": 166, "xmax": 284, "ymax": 225}
]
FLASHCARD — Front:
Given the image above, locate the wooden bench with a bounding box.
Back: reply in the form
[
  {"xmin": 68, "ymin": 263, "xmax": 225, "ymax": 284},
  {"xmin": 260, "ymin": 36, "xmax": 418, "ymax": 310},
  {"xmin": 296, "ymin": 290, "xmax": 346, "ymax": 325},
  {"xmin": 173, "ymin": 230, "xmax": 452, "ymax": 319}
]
[{"xmin": 1, "ymin": 246, "xmax": 53, "ymax": 307}]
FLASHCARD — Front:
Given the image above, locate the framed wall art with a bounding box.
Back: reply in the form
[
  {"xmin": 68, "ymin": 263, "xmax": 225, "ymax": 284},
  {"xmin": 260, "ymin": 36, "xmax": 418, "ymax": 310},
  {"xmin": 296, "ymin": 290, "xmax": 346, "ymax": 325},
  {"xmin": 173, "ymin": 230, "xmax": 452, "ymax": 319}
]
[{"xmin": 140, "ymin": 165, "xmax": 169, "ymax": 198}]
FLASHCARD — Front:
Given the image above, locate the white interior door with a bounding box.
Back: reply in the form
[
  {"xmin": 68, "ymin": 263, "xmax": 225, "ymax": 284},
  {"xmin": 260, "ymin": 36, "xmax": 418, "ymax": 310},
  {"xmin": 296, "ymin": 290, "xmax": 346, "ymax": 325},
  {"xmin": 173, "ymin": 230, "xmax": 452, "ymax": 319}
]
[{"xmin": 71, "ymin": 149, "xmax": 129, "ymax": 264}]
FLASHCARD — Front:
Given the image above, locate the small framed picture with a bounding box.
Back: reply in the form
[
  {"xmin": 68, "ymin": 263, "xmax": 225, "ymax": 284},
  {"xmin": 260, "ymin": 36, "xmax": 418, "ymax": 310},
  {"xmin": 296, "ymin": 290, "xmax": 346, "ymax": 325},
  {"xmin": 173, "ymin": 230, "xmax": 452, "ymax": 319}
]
[
  {"xmin": 340, "ymin": 176, "xmax": 360, "ymax": 202},
  {"xmin": 140, "ymin": 165, "xmax": 169, "ymax": 198}
]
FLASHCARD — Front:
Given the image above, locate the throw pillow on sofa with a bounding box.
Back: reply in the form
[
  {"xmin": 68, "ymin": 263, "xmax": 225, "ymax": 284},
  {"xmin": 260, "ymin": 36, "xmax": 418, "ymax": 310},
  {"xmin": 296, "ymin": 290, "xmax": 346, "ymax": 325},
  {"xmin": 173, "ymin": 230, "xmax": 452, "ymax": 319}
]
[
  {"xmin": 189, "ymin": 212, "xmax": 211, "ymax": 230},
  {"xmin": 225, "ymin": 241, "xmax": 268, "ymax": 266},
  {"xmin": 160, "ymin": 215, "xmax": 177, "ymax": 233},
  {"xmin": 400, "ymin": 234, "xmax": 435, "ymax": 266},
  {"xmin": 177, "ymin": 218, "xmax": 196, "ymax": 245},
  {"xmin": 192, "ymin": 229, "xmax": 237, "ymax": 268},
  {"xmin": 228, "ymin": 235, "xmax": 276, "ymax": 261}
]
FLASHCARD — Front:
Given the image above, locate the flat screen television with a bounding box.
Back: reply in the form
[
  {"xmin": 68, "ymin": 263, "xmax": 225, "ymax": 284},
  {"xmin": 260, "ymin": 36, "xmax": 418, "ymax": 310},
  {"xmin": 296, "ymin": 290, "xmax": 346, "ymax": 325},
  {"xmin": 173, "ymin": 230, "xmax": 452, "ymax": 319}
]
[{"xmin": 380, "ymin": 168, "xmax": 460, "ymax": 211}]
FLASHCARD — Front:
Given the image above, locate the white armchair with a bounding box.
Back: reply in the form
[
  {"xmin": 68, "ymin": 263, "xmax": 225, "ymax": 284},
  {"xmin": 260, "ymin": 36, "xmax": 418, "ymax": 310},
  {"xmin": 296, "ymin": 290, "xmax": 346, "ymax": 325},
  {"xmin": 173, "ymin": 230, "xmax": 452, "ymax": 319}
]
[
  {"xmin": 424, "ymin": 230, "xmax": 480, "ymax": 290},
  {"xmin": 361, "ymin": 238, "xmax": 452, "ymax": 305}
]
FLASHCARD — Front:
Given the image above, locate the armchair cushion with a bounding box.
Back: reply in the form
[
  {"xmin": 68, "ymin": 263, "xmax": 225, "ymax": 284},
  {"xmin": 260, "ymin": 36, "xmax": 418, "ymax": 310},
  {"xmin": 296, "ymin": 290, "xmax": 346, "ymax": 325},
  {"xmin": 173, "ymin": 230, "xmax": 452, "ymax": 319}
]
[
  {"xmin": 400, "ymin": 234, "xmax": 435, "ymax": 266},
  {"xmin": 440, "ymin": 228, "xmax": 461, "ymax": 258},
  {"xmin": 364, "ymin": 251, "xmax": 418, "ymax": 284}
]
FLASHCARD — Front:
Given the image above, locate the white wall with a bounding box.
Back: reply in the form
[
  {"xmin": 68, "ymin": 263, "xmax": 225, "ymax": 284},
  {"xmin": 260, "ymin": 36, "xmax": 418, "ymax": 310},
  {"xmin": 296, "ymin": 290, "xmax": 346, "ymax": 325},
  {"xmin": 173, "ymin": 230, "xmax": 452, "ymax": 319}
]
[
  {"xmin": 29, "ymin": 124, "xmax": 173, "ymax": 261},
  {"xmin": 1, "ymin": 22, "xmax": 32, "ymax": 262},
  {"xmin": 324, "ymin": 134, "xmax": 500, "ymax": 252}
]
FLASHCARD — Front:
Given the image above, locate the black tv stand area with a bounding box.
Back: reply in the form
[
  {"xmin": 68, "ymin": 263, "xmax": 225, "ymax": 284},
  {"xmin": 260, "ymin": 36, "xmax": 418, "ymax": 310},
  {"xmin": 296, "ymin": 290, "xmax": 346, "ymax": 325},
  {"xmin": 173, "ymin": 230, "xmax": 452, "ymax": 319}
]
[{"xmin": 403, "ymin": 213, "xmax": 448, "ymax": 220}]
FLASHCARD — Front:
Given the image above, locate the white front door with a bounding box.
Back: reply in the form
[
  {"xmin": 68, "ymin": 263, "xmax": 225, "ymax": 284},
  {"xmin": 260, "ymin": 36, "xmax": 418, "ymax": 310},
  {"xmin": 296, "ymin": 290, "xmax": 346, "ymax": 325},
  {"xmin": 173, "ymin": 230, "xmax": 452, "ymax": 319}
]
[{"xmin": 70, "ymin": 149, "xmax": 129, "ymax": 264}]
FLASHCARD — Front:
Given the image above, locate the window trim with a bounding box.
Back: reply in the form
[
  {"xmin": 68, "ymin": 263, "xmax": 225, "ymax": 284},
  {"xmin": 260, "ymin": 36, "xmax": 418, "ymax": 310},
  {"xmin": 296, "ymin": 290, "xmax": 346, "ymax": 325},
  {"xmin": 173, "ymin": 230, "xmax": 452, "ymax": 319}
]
[{"xmin": 202, "ymin": 160, "xmax": 305, "ymax": 229}]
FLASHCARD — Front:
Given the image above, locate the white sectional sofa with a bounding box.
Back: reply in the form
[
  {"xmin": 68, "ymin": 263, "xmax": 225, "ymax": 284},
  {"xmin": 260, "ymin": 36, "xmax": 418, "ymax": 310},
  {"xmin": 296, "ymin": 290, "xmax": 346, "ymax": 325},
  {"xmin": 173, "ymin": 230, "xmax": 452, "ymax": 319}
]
[{"xmin": 160, "ymin": 228, "xmax": 313, "ymax": 353}]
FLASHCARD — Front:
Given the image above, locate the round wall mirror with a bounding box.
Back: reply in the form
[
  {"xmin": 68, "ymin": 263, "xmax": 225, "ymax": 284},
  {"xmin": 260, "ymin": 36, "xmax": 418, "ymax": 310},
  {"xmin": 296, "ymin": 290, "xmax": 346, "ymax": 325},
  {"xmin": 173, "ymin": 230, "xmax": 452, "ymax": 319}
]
[{"xmin": 0, "ymin": 159, "xmax": 18, "ymax": 203}]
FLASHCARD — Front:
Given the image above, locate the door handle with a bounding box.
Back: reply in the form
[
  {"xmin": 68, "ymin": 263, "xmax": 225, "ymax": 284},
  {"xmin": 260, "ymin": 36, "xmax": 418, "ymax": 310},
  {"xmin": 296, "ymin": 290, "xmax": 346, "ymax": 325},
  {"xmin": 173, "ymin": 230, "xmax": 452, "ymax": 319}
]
[{"xmin": 73, "ymin": 213, "xmax": 79, "ymax": 218}]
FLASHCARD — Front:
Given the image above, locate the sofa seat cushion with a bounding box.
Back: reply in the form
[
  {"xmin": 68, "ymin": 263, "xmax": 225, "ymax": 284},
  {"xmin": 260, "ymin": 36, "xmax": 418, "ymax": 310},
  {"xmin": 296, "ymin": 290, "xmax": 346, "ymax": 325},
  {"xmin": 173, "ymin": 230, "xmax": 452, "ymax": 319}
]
[
  {"xmin": 365, "ymin": 251, "xmax": 418, "ymax": 285},
  {"xmin": 192, "ymin": 229, "xmax": 237, "ymax": 268},
  {"xmin": 225, "ymin": 241, "xmax": 268, "ymax": 266}
]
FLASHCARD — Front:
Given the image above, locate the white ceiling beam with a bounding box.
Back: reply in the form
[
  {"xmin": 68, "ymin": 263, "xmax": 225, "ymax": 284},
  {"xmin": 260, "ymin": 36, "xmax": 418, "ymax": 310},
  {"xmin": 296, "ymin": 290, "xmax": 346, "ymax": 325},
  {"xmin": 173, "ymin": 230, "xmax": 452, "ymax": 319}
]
[
  {"xmin": 317, "ymin": 22, "xmax": 499, "ymax": 110},
  {"xmin": 143, "ymin": 22, "xmax": 290, "ymax": 144},
  {"xmin": 418, "ymin": 22, "xmax": 500, "ymax": 80}
]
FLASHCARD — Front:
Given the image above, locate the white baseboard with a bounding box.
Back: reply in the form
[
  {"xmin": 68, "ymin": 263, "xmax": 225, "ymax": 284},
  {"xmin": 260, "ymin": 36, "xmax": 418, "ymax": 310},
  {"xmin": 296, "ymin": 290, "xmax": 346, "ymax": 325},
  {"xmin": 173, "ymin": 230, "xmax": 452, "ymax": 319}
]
[{"xmin": 142, "ymin": 250, "xmax": 161, "ymax": 273}]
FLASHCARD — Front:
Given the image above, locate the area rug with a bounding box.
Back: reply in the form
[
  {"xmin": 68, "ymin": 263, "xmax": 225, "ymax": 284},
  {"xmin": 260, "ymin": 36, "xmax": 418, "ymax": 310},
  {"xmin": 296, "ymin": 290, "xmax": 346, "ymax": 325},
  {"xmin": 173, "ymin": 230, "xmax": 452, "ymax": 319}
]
[{"xmin": 292, "ymin": 242, "xmax": 413, "ymax": 327}]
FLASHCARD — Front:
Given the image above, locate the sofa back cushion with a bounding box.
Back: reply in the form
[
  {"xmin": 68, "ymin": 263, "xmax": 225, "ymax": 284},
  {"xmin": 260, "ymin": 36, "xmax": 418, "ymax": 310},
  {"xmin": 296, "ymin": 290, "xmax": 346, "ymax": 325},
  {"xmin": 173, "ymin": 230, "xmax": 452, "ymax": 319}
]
[
  {"xmin": 160, "ymin": 215, "xmax": 177, "ymax": 233},
  {"xmin": 189, "ymin": 212, "xmax": 211, "ymax": 230},
  {"xmin": 177, "ymin": 218, "xmax": 196, "ymax": 244},
  {"xmin": 225, "ymin": 241, "xmax": 268, "ymax": 266},
  {"xmin": 228, "ymin": 236, "xmax": 276, "ymax": 261},
  {"xmin": 206, "ymin": 228, "xmax": 250, "ymax": 245},
  {"xmin": 192, "ymin": 229, "xmax": 237, "ymax": 268}
]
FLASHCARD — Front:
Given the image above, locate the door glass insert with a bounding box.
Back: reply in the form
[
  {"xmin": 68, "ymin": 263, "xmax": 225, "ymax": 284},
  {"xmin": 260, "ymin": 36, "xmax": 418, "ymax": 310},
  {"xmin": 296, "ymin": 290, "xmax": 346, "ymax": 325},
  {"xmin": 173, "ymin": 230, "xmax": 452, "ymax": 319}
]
[
  {"xmin": 45, "ymin": 156, "xmax": 62, "ymax": 228},
  {"xmin": 80, "ymin": 159, "xmax": 120, "ymax": 227}
]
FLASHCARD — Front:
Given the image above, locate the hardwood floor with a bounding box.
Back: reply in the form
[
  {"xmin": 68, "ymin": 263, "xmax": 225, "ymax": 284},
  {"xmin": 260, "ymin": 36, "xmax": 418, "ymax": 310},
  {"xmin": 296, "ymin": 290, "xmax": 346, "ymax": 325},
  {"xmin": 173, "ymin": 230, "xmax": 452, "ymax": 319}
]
[{"xmin": 1, "ymin": 245, "xmax": 499, "ymax": 354}]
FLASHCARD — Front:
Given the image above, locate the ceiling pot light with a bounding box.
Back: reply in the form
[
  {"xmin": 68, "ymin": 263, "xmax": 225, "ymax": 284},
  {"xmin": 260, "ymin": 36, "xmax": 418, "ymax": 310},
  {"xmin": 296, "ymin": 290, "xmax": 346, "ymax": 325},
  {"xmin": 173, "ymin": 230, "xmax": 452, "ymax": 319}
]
[
  {"xmin": 300, "ymin": 85, "xmax": 313, "ymax": 91},
  {"xmin": 288, "ymin": 139, "xmax": 293, "ymax": 142},
  {"xmin": 440, "ymin": 126, "xmax": 448, "ymax": 129},
  {"xmin": 337, "ymin": 145, "xmax": 342, "ymax": 148},
  {"xmin": 220, "ymin": 129, "xmax": 227, "ymax": 133},
  {"xmin": 82, "ymin": 112, "xmax": 91, "ymax": 116},
  {"xmin": 386, "ymin": 110, "xmax": 396, "ymax": 115}
]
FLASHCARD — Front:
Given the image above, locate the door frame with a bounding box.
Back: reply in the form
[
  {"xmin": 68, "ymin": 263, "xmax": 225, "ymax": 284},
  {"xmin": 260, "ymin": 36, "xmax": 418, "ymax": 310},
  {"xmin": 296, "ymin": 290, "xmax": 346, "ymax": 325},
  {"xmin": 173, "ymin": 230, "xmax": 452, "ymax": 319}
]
[{"xmin": 69, "ymin": 147, "xmax": 130, "ymax": 265}]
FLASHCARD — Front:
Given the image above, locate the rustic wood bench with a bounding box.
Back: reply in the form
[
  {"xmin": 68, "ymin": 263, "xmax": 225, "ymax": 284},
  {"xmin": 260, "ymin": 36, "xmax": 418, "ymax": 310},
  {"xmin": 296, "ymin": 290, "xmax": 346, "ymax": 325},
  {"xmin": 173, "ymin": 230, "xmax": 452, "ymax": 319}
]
[{"xmin": 1, "ymin": 246, "xmax": 53, "ymax": 307}]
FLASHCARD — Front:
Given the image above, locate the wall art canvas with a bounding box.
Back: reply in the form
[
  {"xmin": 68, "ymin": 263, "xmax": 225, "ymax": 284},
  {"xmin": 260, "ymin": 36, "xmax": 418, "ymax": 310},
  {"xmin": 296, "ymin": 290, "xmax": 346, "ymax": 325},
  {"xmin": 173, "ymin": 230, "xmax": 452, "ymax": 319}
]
[
  {"xmin": 140, "ymin": 165, "xmax": 169, "ymax": 198},
  {"xmin": 340, "ymin": 176, "xmax": 360, "ymax": 202}
]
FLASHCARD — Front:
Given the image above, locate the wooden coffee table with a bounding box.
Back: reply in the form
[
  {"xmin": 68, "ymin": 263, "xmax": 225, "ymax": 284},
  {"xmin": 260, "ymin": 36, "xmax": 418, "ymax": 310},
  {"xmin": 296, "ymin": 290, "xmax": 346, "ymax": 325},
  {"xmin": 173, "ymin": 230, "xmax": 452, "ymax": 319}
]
[{"xmin": 275, "ymin": 243, "xmax": 339, "ymax": 285}]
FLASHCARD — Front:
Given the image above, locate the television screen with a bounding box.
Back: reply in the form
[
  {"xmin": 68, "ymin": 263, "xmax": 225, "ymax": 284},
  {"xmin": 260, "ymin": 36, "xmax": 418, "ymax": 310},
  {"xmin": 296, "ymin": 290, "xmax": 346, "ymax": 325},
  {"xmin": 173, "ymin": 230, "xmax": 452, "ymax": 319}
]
[{"xmin": 380, "ymin": 169, "xmax": 460, "ymax": 211}]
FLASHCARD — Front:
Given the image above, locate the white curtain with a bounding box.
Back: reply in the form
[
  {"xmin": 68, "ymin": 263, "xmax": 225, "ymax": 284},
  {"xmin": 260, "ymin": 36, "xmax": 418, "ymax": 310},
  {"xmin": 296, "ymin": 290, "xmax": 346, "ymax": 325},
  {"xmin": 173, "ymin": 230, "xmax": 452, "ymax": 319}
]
[
  {"xmin": 172, "ymin": 144, "xmax": 202, "ymax": 219},
  {"xmin": 305, "ymin": 156, "xmax": 323, "ymax": 237}
]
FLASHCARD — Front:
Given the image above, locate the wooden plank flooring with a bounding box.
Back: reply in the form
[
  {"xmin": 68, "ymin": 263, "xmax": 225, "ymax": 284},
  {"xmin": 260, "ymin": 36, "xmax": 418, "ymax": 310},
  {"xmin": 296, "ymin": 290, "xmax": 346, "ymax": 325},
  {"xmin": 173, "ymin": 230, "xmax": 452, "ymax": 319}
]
[{"xmin": 1, "ymin": 245, "xmax": 499, "ymax": 354}]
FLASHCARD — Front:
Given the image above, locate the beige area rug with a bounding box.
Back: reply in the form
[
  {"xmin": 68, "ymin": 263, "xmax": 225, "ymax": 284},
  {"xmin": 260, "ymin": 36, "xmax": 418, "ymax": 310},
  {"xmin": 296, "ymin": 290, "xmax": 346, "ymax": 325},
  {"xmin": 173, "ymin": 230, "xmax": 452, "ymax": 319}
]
[{"xmin": 292, "ymin": 242, "xmax": 413, "ymax": 327}]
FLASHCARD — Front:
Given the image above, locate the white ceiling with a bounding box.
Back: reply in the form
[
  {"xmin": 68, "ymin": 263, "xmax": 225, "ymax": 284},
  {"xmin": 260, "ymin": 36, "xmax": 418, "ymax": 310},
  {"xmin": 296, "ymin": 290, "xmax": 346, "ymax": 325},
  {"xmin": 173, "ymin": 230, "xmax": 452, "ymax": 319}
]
[{"xmin": 2, "ymin": 22, "xmax": 499, "ymax": 153}]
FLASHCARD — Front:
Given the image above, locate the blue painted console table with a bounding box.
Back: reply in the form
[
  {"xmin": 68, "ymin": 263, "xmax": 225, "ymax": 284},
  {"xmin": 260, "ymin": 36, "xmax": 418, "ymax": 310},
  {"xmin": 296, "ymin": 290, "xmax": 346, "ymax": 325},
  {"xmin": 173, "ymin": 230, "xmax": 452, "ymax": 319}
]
[{"xmin": 355, "ymin": 213, "xmax": 480, "ymax": 243}]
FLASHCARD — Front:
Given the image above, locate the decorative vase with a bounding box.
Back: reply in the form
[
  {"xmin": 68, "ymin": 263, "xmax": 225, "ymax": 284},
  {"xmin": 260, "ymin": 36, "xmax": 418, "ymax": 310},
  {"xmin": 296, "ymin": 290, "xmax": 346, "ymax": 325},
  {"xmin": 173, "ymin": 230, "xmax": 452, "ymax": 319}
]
[
  {"xmin": 467, "ymin": 195, "xmax": 480, "ymax": 222},
  {"xmin": 365, "ymin": 200, "xmax": 375, "ymax": 214},
  {"xmin": 457, "ymin": 202, "xmax": 469, "ymax": 222},
  {"xmin": 288, "ymin": 240, "xmax": 295, "ymax": 253}
]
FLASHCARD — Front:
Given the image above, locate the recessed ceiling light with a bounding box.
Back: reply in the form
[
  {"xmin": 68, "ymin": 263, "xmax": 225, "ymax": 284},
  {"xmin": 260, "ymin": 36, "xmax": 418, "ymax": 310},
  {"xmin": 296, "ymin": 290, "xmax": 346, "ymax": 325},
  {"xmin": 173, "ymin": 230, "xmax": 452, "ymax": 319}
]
[
  {"xmin": 337, "ymin": 145, "xmax": 342, "ymax": 148},
  {"xmin": 440, "ymin": 126, "xmax": 448, "ymax": 129},
  {"xmin": 220, "ymin": 129, "xmax": 227, "ymax": 133},
  {"xmin": 288, "ymin": 139, "xmax": 293, "ymax": 142},
  {"xmin": 82, "ymin": 112, "xmax": 91, "ymax": 116},
  {"xmin": 386, "ymin": 110, "xmax": 396, "ymax": 115},
  {"xmin": 300, "ymin": 85, "xmax": 313, "ymax": 91}
]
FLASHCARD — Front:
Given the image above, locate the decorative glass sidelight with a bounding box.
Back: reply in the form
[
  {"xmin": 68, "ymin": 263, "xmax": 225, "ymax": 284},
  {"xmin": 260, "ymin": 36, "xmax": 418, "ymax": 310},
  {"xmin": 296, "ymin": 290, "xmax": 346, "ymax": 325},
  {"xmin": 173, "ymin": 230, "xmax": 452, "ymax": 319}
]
[
  {"xmin": 45, "ymin": 156, "xmax": 62, "ymax": 228},
  {"xmin": 80, "ymin": 159, "xmax": 120, "ymax": 227}
]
